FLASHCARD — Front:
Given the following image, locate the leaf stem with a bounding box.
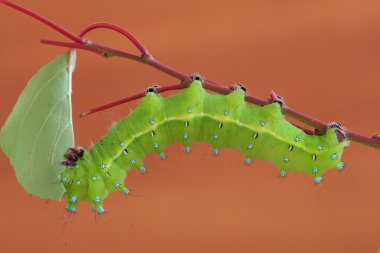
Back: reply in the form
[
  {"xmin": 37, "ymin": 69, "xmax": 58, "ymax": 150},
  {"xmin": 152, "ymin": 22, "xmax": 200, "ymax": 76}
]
[{"xmin": 1, "ymin": 0, "xmax": 379, "ymax": 150}]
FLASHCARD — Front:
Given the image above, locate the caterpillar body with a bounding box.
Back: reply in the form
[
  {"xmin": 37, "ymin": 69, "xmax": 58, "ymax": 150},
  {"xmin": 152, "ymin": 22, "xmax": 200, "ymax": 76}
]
[{"xmin": 61, "ymin": 80, "xmax": 348, "ymax": 213}]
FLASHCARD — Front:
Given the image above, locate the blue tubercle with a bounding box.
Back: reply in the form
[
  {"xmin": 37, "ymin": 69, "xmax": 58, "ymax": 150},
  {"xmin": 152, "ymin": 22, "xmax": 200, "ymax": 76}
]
[
  {"xmin": 123, "ymin": 188, "xmax": 130, "ymax": 195},
  {"xmin": 153, "ymin": 143, "xmax": 159, "ymax": 149},
  {"xmin": 185, "ymin": 146, "xmax": 191, "ymax": 153},
  {"xmin": 214, "ymin": 134, "xmax": 219, "ymax": 139},
  {"xmin": 247, "ymin": 144, "xmax": 253, "ymax": 150},
  {"xmin": 337, "ymin": 162, "xmax": 345, "ymax": 171},
  {"xmin": 114, "ymin": 182, "xmax": 120, "ymax": 188},
  {"xmin": 75, "ymin": 180, "xmax": 81, "ymax": 186},
  {"xmin": 280, "ymin": 170, "xmax": 287, "ymax": 177},
  {"xmin": 314, "ymin": 176, "xmax": 322, "ymax": 184},
  {"xmin": 183, "ymin": 133, "xmax": 188, "ymax": 139},
  {"xmin": 140, "ymin": 166, "xmax": 146, "ymax": 173},
  {"xmin": 313, "ymin": 167, "xmax": 318, "ymax": 174},
  {"xmin": 160, "ymin": 153, "xmax": 166, "ymax": 159},
  {"xmin": 70, "ymin": 196, "xmax": 77, "ymax": 203},
  {"xmin": 283, "ymin": 157, "xmax": 289, "ymax": 163},
  {"xmin": 213, "ymin": 149, "xmax": 219, "ymax": 155},
  {"xmin": 96, "ymin": 206, "xmax": 105, "ymax": 214},
  {"xmin": 260, "ymin": 121, "xmax": 265, "ymax": 126},
  {"xmin": 150, "ymin": 120, "xmax": 155, "ymax": 125},
  {"xmin": 94, "ymin": 196, "xmax": 101, "ymax": 203},
  {"xmin": 245, "ymin": 158, "xmax": 252, "ymax": 165},
  {"xmin": 331, "ymin": 154, "xmax": 338, "ymax": 160},
  {"xmin": 66, "ymin": 205, "xmax": 76, "ymax": 213},
  {"xmin": 91, "ymin": 176, "xmax": 97, "ymax": 181}
]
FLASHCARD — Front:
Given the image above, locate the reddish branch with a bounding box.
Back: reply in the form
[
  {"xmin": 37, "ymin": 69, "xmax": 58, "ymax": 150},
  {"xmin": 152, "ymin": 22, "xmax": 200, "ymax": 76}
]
[
  {"xmin": 1, "ymin": 0, "xmax": 379, "ymax": 150},
  {"xmin": 78, "ymin": 22, "xmax": 151, "ymax": 57},
  {"xmin": 1, "ymin": 0, "xmax": 84, "ymax": 44},
  {"xmin": 79, "ymin": 84, "xmax": 185, "ymax": 117}
]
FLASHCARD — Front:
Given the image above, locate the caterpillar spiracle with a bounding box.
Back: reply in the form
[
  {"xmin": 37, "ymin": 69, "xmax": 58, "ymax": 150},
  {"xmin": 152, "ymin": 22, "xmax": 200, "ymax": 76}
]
[{"xmin": 61, "ymin": 80, "xmax": 348, "ymax": 214}]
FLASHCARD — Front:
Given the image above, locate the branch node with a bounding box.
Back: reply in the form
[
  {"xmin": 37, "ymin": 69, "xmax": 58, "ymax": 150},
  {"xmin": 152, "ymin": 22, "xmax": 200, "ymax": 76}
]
[
  {"xmin": 190, "ymin": 73, "xmax": 203, "ymax": 84},
  {"xmin": 229, "ymin": 83, "xmax": 247, "ymax": 94},
  {"xmin": 372, "ymin": 134, "xmax": 380, "ymax": 141},
  {"xmin": 268, "ymin": 90, "xmax": 286, "ymax": 108},
  {"xmin": 145, "ymin": 85, "xmax": 160, "ymax": 94},
  {"xmin": 141, "ymin": 53, "xmax": 154, "ymax": 61},
  {"xmin": 83, "ymin": 38, "xmax": 93, "ymax": 46}
]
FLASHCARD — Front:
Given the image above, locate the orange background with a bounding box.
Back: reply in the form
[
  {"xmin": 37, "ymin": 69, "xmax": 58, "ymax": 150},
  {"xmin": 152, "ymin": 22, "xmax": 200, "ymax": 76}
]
[{"xmin": 0, "ymin": 0, "xmax": 379, "ymax": 252}]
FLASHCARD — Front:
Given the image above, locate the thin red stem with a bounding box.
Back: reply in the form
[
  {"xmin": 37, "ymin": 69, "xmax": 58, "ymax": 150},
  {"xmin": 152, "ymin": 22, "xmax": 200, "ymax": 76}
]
[
  {"xmin": 80, "ymin": 84, "xmax": 184, "ymax": 117},
  {"xmin": 347, "ymin": 132, "xmax": 380, "ymax": 150},
  {"xmin": 1, "ymin": 1, "xmax": 379, "ymax": 150},
  {"xmin": 144, "ymin": 57, "xmax": 189, "ymax": 81},
  {"xmin": 282, "ymin": 106, "xmax": 327, "ymax": 130},
  {"xmin": 41, "ymin": 39, "xmax": 105, "ymax": 57},
  {"xmin": 1, "ymin": 0, "xmax": 84, "ymax": 44},
  {"xmin": 79, "ymin": 22, "xmax": 151, "ymax": 57}
]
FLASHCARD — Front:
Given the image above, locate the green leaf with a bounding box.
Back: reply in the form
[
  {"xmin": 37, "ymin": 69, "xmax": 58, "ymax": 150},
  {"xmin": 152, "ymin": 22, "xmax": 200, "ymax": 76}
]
[{"xmin": 0, "ymin": 51, "xmax": 76, "ymax": 200}]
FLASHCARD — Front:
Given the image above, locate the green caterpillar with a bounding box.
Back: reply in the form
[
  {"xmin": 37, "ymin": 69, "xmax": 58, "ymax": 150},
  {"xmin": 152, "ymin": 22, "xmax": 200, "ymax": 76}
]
[{"xmin": 61, "ymin": 80, "xmax": 348, "ymax": 213}]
